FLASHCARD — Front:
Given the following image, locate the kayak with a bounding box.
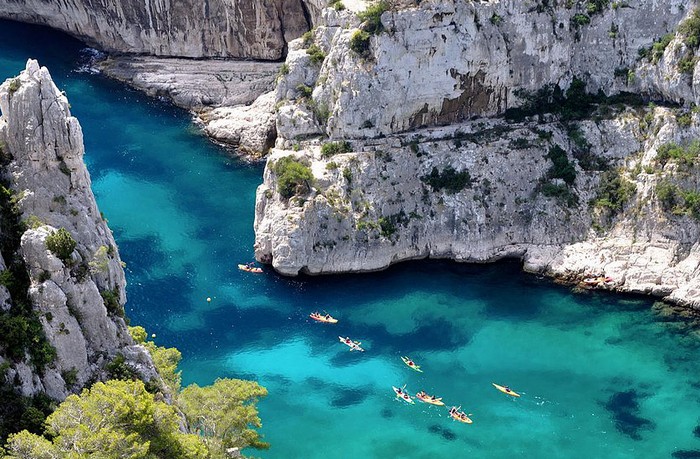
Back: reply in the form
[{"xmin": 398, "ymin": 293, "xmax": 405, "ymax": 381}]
[
  {"xmin": 392, "ymin": 386, "xmax": 415, "ymax": 404},
  {"xmin": 416, "ymin": 391, "xmax": 444, "ymax": 406},
  {"xmin": 238, "ymin": 264, "xmax": 263, "ymax": 273},
  {"xmin": 401, "ymin": 356, "xmax": 423, "ymax": 372},
  {"xmin": 339, "ymin": 336, "xmax": 364, "ymax": 352},
  {"xmin": 449, "ymin": 407, "xmax": 473, "ymax": 424},
  {"xmin": 492, "ymin": 383, "xmax": 520, "ymax": 397},
  {"xmin": 310, "ymin": 312, "xmax": 338, "ymax": 324}
]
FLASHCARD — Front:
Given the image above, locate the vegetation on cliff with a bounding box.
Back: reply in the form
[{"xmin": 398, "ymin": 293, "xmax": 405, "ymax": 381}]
[{"xmin": 1, "ymin": 327, "xmax": 268, "ymax": 458}]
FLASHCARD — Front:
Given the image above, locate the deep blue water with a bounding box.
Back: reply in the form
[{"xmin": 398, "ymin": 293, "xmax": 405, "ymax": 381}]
[{"xmin": 2, "ymin": 19, "xmax": 700, "ymax": 458}]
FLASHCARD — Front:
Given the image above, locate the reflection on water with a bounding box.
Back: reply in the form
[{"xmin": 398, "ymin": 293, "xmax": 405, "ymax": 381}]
[{"xmin": 2, "ymin": 18, "xmax": 700, "ymax": 459}]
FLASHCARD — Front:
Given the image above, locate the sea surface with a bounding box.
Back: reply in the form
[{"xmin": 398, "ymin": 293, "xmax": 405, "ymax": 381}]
[{"xmin": 1, "ymin": 19, "xmax": 700, "ymax": 459}]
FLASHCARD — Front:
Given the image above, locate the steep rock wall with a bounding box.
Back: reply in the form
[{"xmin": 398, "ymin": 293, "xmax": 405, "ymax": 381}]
[
  {"xmin": 275, "ymin": 0, "xmax": 690, "ymax": 140},
  {"xmin": 255, "ymin": 0, "xmax": 700, "ymax": 309},
  {"xmin": 255, "ymin": 109, "xmax": 700, "ymax": 309},
  {"xmin": 0, "ymin": 60, "xmax": 157, "ymax": 400},
  {"xmin": 0, "ymin": 0, "xmax": 313, "ymax": 59}
]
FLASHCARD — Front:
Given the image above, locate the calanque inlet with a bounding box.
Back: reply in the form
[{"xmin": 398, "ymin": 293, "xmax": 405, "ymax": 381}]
[{"xmin": 1, "ymin": 0, "xmax": 700, "ymax": 458}]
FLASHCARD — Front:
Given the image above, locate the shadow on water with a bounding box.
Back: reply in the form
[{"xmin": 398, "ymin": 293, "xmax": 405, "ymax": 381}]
[
  {"xmin": 603, "ymin": 390, "xmax": 655, "ymax": 440},
  {"xmin": 330, "ymin": 386, "xmax": 372, "ymax": 408},
  {"xmin": 673, "ymin": 451, "xmax": 700, "ymax": 459},
  {"xmin": 427, "ymin": 424, "xmax": 457, "ymax": 442}
]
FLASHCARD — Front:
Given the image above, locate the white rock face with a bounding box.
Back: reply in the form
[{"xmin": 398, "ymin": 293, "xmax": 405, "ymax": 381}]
[
  {"xmin": 275, "ymin": 0, "xmax": 690, "ymax": 140},
  {"xmin": 100, "ymin": 57, "xmax": 281, "ymax": 110},
  {"xmin": 200, "ymin": 92, "xmax": 278, "ymax": 158},
  {"xmin": 0, "ymin": 60, "xmax": 158, "ymax": 399},
  {"xmin": 255, "ymin": 107, "xmax": 700, "ymax": 309},
  {"xmin": 254, "ymin": 0, "xmax": 700, "ymax": 310},
  {"xmin": 0, "ymin": 0, "xmax": 313, "ymax": 60}
]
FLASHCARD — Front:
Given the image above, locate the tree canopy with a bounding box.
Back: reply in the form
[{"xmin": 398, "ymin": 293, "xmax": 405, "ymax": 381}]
[{"xmin": 3, "ymin": 379, "xmax": 208, "ymax": 459}]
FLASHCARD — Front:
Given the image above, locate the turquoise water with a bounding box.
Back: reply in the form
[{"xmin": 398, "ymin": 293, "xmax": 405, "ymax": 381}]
[{"xmin": 2, "ymin": 19, "xmax": 700, "ymax": 458}]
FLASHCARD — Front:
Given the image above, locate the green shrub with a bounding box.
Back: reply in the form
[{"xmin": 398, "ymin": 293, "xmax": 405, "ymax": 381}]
[
  {"xmin": 421, "ymin": 166, "xmax": 472, "ymax": 194},
  {"xmin": 658, "ymin": 182, "xmax": 679, "ymax": 210},
  {"xmin": 321, "ymin": 141, "xmax": 352, "ymax": 158},
  {"xmin": 656, "ymin": 141, "xmax": 700, "ymax": 167},
  {"xmin": 349, "ymin": 30, "xmax": 371, "ymax": 56},
  {"xmin": 313, "ymin": 102, "xmax": 330, "ymax": 124},
  {"xmin": 61, "ymin": 368, "xmax": 78, "ymax": 386},
  {"xmin": 508, "ymin": 138, "xmax": 532, "ymax": 149},
  {"xmin": 585, "ymin": 0, "xmax": 611, "ymax": 15},
  {"xmin": 594, "ymin": 169, "xmax": 636, "ymax": 212},
  {"xmin": 296, "ymin": 84, "xmax": 313, "ymax": 99},
  {"xmin": 378, "ymin": 217, "xmax": 396, "ymax": 237},
  {"xmin": 546, "ymin": 145, "xmax": 577, "ymax": 185},
  {"xmin": 657, "ymin": 181, "xmax": 700, "ymax": 219},
  {"xmin": 678, "ymin": 7, "xmax": 700, "ymax": 49},
  {"xmin": 45, "ymin": 228, "xmax": 76, "ymax": 263},
  {"xmin": 505, "ymin": 77, "xmax": 643, "ymax": 123},
  {"xmin": 0, "ymin": 269, "xmax": 14, "ymax": 289},
  {"xmin": 378, "ymin": 211, "xmax": 409, "ymax": 238},
  {"xmin": 306, "ymin": 44, "xmax": 326, "ymax": 65},
  {"xmin": 540, "ymin": 182, "xmax": 579, "ymax": 207},
  {"xmin": 678, "ymin": 54, "xmax": 698, "ymax": 74},
  {"xmin": 7, "ymin": 78, "xmax": 20, "ymax": 95},
  {"xmin": 489, "ymin": 13, "xmax": 503, "ymax": 25},
  {"xmin": 571, "ymin": 14, "xmax": 591, "ymax": 28},
  {"xmin": 342, "ymin": 167, "xmax": 353, "ymax": 184},
  {"xmin": 358, "ymin": 0, "xmax": 389, "ymax": 34},
  {"xmin": 106, "ymin": 354, "xmax": 140, "ymax": 381},
  {"xmin": 0, "ymin": 180, "xmax": 56, "ymax": 372},
  {"xmin": 300, "ymin": 30, "xmax": 314, "ymax": 47},
  {"xmin": 685, "ymin": 190, "xmax": 700, "ymax": 219},
  {"xmin": 23, "ymin": 215, "xmax": 45, "ymax": 230},
  {"xmin": 100, "ymin": 288, "xmax": 123, "ymax": 317},
  {"xmin": 326, "ymin": 161, "xmax": 339, "ymax": 170},
  {"xmin": 274, "ymin": 157, "xmax": 314, "ymax": 199},
  {"xmin": 329, "ymin": 0, "xmax": 346, "ymax": 10}
]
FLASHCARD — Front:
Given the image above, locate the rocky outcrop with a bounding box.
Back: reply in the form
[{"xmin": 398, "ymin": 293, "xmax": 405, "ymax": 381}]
[
  {"xmin": 255, "ymin": 108, "xmax": 700, "ymax": 309},
  {"xmin": 255, "ymin": 1, "xmax": 700, "ymax": 309},
  {"xmin": 275, "ymin": 0, "xmax": 689, "ymax": 140},
  {"xmin": 100, "ymin": 56, "xmax": 281, "ymax": 111},
  {"xmin": 200, "ymin": 92, "xmax": 277, "ymax": 158},
  {"xmin": 99, "ymin": 56, "xmax": 281, "ymax": 155},
  {"xmin": 0, "ymin": 60, "xmax": 158, "ymax": 400},
  {"xmin": 0, "ymin": 0, "xmax": 313, "ymax": 60}
]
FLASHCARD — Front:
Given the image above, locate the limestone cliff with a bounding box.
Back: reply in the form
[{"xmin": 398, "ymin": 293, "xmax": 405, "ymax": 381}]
[
  {"xmin": 255, "ymin": 1, "xmax": 700, "ymax": 310},
  {"xmin": 0, "ymin": 60, "xmax": 157, "ymax": 400},
  {"xmin": 0, "ymin": 0, "xmax": 313, "ymax": 60},
  {"xmin": 275, "ymin": 0, "xmax": 689, "ymax": 140}
]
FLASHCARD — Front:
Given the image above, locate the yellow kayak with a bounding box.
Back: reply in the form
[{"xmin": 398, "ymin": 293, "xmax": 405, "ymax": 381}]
[
  {"xmin": 401, "ymin": 356, "xmax": 423, "ymax": 372},
  {"xmin": 492, "ymin": 383, "xmax": 520, "ymax": 397},
  {"xmin": 238, "ymin": 264, "xmax": 263, "ymax": 273},
  {"xmin": 309, "ymin": 312, "xmax": 338, "ymax": 324},
  {"xmin": 449, "ymin": 406, "xmax": 473, "ymax": 424},
  {"xmin": 416, "ymin": 391, "xmax": 444, "ymax": 406}
]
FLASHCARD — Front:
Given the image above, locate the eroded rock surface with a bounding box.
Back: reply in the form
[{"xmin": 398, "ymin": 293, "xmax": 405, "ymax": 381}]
[
  {"xmin": 256, "ymin": 1, "xmax": 700, "ymax": 310},
  {"xmin": 0, "ymin": 60, "xmax": 158, "ymax": 399},
  {"xmin": 0, "ymin": 0, "xmax": 313, "ymax": 60}
]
